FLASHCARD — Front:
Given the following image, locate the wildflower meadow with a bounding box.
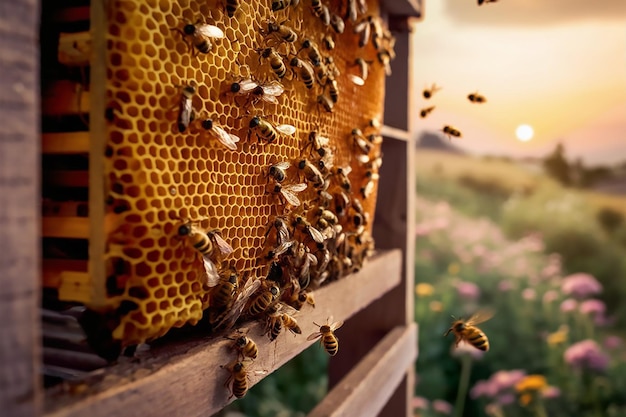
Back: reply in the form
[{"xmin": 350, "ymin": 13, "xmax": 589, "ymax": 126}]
[{"xmin": 413, "ymin": 197, "xmax": 626, "ymax": 417}]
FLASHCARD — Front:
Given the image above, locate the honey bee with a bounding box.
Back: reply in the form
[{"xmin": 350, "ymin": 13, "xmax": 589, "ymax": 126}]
[
  {"xmin": 317, "ymin": 94, "xmax": 334, "ymax": 113},
  {"xmin": 310, "ymin": 0, "xmax": 328, "ymax": 23},
  {"xmin": 199, "ymin": 117, "xmax": 240, "ymax": 151},
  {"xmin": 226, "ymin": 330, "xmax": 259, "ymax": 360},
  {"xmin": 347, "ymin": 58, "xmax": 370, "ymax": 86},
  {"xmin": 333, "ymin": 166, "xmax": 352, "ymax": 192},
  {"xmin": 229, "ymin": 78, "xmax": 285, "ymax": 106},
  {"xmin": 271, "ymin": 182, "xmax": 307, "ymax": 209},
  {"xmin": 248, "ymin": 116, "xmax": 296, "ymax": 143},
  {"xmin": 293, "ymin": 216, "xmax": 325, "ymax": 244},
  {"xmin": 264, "ymin": 216, "xmax": 291, "ymax": 246},
  {"xmin": 289, "ymin": 57, "xmax": 316, "ymax": 89},
  {"xmin": 468, "ymin": 92, "xmax": 487, "ymax": 103},
  {"xmin": 305, "ymin": 130, "xmax": 331, "ymax": 158},
  {"xmin": 316, "ymin": 208, "xmax": 338, "ymax": 228},
  {"xmin": 263, "ymin": 239, "xmax": 295, "ymax": 262},
  {"xmin": 177, "ymin": 82, "xmax": 196, "ymax": 133},
  {"xmin": 297, "ymin": 159, "xmax": 325, "ymax": 187},
  {"xmin": 444, "ymin": 310, "xmax": 494, "ymax": 352},
  {"xmin": 322, "ymin": 35, "xmax": 335, "ymax": 50},
  {"xmin": 268, "ymin": 161, "xmax": 291, "ymax": 183},
  {"xmin": 353, "ymin": 17, "xmax": 371, "ymax": 47},
  {"xmin": 377, "ymin": 50, "xmax": 392, "ymax": 75},
  {"xmin": 292, "ymin": 290, "xmax": 315, "ymax": 310},
  {"xmin": 176, "ymin": 18, "xmax": 225, "ymax": 56},
  {"xmin": 212, "ymin": 277, "xmax": 262, "ymax": 330},
  {"xmin": 307, "ymin": 317, "xmax": 343, "ymax": 356},
  {"xmin": 266, "ymin": 310, "xmax": 283, "ymax": 341},
  {"xmin": 211, "ymin": 268, "xmax": 239, "ymax": 308},
  {"xmin": 259, "ymin": 47, "xmax": 288, "ymax": 79},
  {"xmin": 422, "ymin": 83, "xmax": 441, "ymax": 99},
  {"xmin": 442, "ymin": 125, "xmax": 462, "ymax": 140},
  {"xmin": 264, "ymin": 20, "xmax": 298, "ymax": 45},
  {"xmin": 177, "ymin": 221, "xmax": 229, "ymax": 286},
  {"xmin": 224, "ymin": 0, "xmax": 240, "ymax": 17},
  {"xmin": 345, "ymin": 0, "xmax": 358, "ymax": 22},
  {"xmin": 330, "ymin": 13, "xmax": 345, "ymax": 34},
  {"xmin": 419, "ymin": 106, "xmax": 435, "ymax": 118},
  {"xmin": 351, "ymin": 128, "xmax": 371, "ymax": 154},
  {"xmin": 282, "ymin": 313, "xmax": 302, "ymax": 335},
  {"xmin": 299, "ymin": 39, "xmax": 322, "ymax": 66},
  {"xmin": 272, "ymin": 0, "xmax": 300, "ymax": 11},
  {"xmin": 223, "ymin": 359, "xmax": 251, "ymax": 399},
  {"xmin": 247, "ymin": 281, "xmax": 280, "ymax": 317},
  {"xmin": 325, "ymin": 77, "xmax": 339, "ymax": 103}
]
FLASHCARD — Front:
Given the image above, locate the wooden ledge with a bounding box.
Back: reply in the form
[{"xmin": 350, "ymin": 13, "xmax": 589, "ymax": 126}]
[
  {"xmin": 44, "ymin": 249, "xmax": 403, "ymax": 417},
  {"xmin": 308, "ymin": 323, "xmax": 417, "ymax": 417}
]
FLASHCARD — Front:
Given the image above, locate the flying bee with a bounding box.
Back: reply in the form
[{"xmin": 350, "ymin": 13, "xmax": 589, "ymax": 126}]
[
  {"xmin": 422, "ymin": 84, "xmax": 441, "ymax": 99},
  {"xmin": 211, "ymin": 268, "xmax": 239, "ymax": 308},
  {"xmin": 307, "ymin": 317, "xmax": 343, "ymax": 356},
  {"xmin": 264, "ymin": 216, "xmax": 291, "ymax": 246},
  {"xmin": 468, "ymin": 92, "xmax": 487, "ymax": 103},
  {"xmin": 354, "ymin": 17, "xmax": 371, "ymax": 47},
  {"xmin": 330, "ymin": 13, "xmax": 345, "ymax": 34},
  {"xmin": 299, "ymin": 39, "xmax": 322, "ymax": 66},
  {"xmin": 271, "ymin": 182, "xmax": 307, "ymax": 209},
  {"xmin": 247, "ymin": 281, "xmax": 280, "ymax": 317},
  {"xmin": 177, "ymin": 221, "xmax": 223, "ymax": 287},
  {"xmin": 229, "ymin": 78, "xmax": 285, "ymax": 106},
  {"xmin": 264, "ymin": 20, "xmax": 298, "ymax": 45},
  {"xmin": 347, "ymin": 58, "xmax": 370, "ymax": 86},
  {"xmin": 258, "ymin": 47, "xmax": 288, "ymax": 79},
  {"xmin": 289, "ymin": 57, "xmax": 315, "ymax": 89},
  {"xmin": 268, "ymin": 161, "xmax": 291, "ymax": 183},
  {"xmin": 297, "ymin": 159, "xmax": 325, "ymax": 188},
  {"xmin": 442, "ymin": 125, "xmax": 462, "ymax": 140},
  {"xmin": 272, "ymin": 0, "xmax": 300, "ymax": 11},
  {"xmin": 199, "ymin": 117, "xmax": 240, "ymax": 151},
  {"xmin": 420, "ymin": 106, "xmax": 435, "ymax": 118},
  {"xmin": 177, "ymin": 82, "xmax": 196, "ymax": 133},
  {"xmin": 293, "ymin": 216, "xmax": 325, "ymax": 244},
  {"xmin": 317, "ymin": 94, "xmax": 334, "ymax": 113},
  {"xmin": 226, "ymin": 331, "xmax": 258, "ymax": 360},
  {"xmin": 175, "ymin": 18, "xmax": 225, "ymax": 56},
  {"xmin": 444, "ymin": 310, "xmax": 494, "ymax": 352},
  {"xmin": 322, "ymin": 35, "xmax": 335, "ymax": 50},
  {"xmin": 248, "ymin": 116, "xmax": 296, "ymax": 144},
  {"xmin": 224, "ymin": 0, "xmax": 239, "ymax": 17},
  {"xmin": 282, "ymin": 313, "xmax": 302, "ymax": 335}
]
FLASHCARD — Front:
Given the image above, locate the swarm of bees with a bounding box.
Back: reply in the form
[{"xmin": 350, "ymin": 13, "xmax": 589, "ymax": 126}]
[{"xmin": 95, "ymin": 0, "xmax": 395, "ymax": 397}]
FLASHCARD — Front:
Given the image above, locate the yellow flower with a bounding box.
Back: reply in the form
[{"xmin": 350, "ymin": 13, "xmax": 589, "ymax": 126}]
[
  {"xmin": 415, "ymin": 283, "xmax": 435, "ymax": 297},
  {"xmin": 448, "ymin": 262, "xmax": 460, "ymax": 275},
  {"xmin": 547, "ymin": 326, "xmax": 568, "ymax": 346},
  {"xmin": 519, "ymin": 393, "xmax": 533, "ymax": 406},
  {"xmin": 429, "ymin": 300, "xmax": 443, "ymax": 312},
  {"xmin": 515, "ymin": 375, "xmax": 547, "ymax": 393}
]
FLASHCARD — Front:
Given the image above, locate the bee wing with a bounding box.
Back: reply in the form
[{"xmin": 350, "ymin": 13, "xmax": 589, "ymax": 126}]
[
  {"xmin": 307, "ymin": 225, "xmax": 326, "ymax": 244},
  {"xmin": 203, "ymin": 257, "xmax": 221, "ymax": 287},
  {"xmin": 347, "ymin": 74, "xmax": 365, "ymax": 86},
  {"xmin": 356, "ymin": 154, "xmax": 370, "ymax": 164},
  {"xmin": 215, "ymin": 279, "xmax": 262, "ymax": 329},
  {"xmin": 273, "ymin": 239, "xmax": 295, "ymax": 257},
  {"xmin": 306, "ymin": 331, "xmax": 322, "ymax": 341},
  {"xmin": 210, "ymin": 231, "xmax": 234, "ymax": 256},
  {"xmin": 317, "ymin": 135, "xmax": 330, "ymax": 147},
  {"xmin": 280, "ymin": 189, "xmax": 302, "ymax": 207},
  {"xmin": 211, "ymin": 125, "xmax": 240, "ymax": 151},
  {"xmin": 284, "ymin": 183, "xmax": 307, "ymax": 193},
  {"xmin": 261, "ymin": 95, "xmax": 278, "ymax": 104},
  {"xmin": 300, "ymin": 58, "xmax": 315, "ymax": 73},
  {"xmin": 276, "ymin": 124, "xmax": 296, "ymax": 136},
  {"xmin": 362, "ymin": 181, "xmax": 374, "ymax": 198},
  {"xmin": 353, "ymin": 19, "xmax": 368, "ymax": 33},
  {"xmin": 466, "ymin": 309, "xmax": 495, "ymax": 326},
  {"xmin": 198, "ymin": 24, "xmax": 225, "ymax": 39},
  {"xmin": 330, "ymin": 320, "xmax": 344, "ymax": 332},
  {"xmin": 261, "ymin": 81, "xmax": 285, "ymax": 97},
  {"xmin": 273, "ymin": 161, "xmax": 291, "ymax": 170},
  {"xmin": 238, "ymin": 78, "xmax": 259, "ymax": 93}
]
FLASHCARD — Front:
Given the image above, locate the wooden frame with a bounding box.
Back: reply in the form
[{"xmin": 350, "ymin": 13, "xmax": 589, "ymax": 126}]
[{"xmin": 1, "ymin": 0, "xmax": 421, "ymax": 416}]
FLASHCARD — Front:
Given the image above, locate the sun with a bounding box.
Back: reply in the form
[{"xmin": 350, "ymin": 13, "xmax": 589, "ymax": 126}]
[{"xmin": 516, "ymin": 124, "xmax": 534, "ymax": 142}]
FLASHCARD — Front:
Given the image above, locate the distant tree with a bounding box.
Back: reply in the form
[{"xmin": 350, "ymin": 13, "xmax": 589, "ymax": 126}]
[{"xmin": 543, "ymin": 142, "xmax": 571, "ymax": 185}]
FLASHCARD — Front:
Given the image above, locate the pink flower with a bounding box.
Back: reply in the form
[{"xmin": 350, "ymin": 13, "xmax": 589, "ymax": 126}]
[
  {"xmin": 411, "ymin": 396, "xmax": 429, "ymax": 410},
  {"xmin": 579, "ymin": 299, "xmax": 606, "ymax": 316},
  {"xmin": 541, "ymin": 386, "xmax": 561, "ymax": 399},
  {"xmin": 471, "ymin": 370, "xmax": 526, "ymax": 399},
  {"xmin": 561, "ymin": 273, "xmax": 602, "ymax": 299},
  {"xmin": 560, "ymin": 299, "xmax": 578, "ymax": 313},
  {"xmin": 496, "ymin": 393, "xmax": 515, "ymax": 405},
  {"xmin": 542, "ymin": 290, "xmax": 559, "ymax": 303},
  {"xmin": 456, "ymin": 281, "xmax": 480, "ymax": 301},
  {"xmin": 604, "ymin": 335, "xmax": 622, "ymax": 350},
  {"xmin": 564, "ymin": 340, "xmax": 610, "ymax": 372},
  {"xmin": 432, "ymin": 399, "xmax": 453, "ymax": 415},
  {"xmin": 498, "ymin": 280, "xmax": 513, "ymax": 292},
  {"xmin": 522, "ymin": 288, "xmax": 536, "ymax": 301}
]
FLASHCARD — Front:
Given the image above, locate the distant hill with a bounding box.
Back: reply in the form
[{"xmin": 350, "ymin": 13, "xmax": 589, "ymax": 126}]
[{"xmin": 415, "ymin": 131, "xmax": 464, "ymax": 154}]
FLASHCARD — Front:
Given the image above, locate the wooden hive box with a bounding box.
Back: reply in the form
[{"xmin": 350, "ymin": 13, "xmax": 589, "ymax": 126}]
[{"xmin": 1, "ymin": 0, "xmax": 420, "ymax": 415}]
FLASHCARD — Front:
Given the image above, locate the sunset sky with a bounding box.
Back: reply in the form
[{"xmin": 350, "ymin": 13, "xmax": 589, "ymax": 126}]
[{"xmin": 411, "ymin": 0, "xmax": 626, "ymax": 165}]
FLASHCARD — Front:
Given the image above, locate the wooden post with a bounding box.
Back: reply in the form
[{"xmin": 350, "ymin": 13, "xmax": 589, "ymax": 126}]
[{"xmin": 0, "ymin": 0, "xmax": 43, "ymax": 415}]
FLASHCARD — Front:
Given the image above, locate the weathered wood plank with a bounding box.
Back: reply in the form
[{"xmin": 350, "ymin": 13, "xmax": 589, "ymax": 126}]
[
  {"xmin": 308, "ymin": 324, "xmax": 417, "ymax": 417},
  {"xmin": 44, "ymin": 250, "xmax": 402, "ymax": 417},
  {"xmin": 42, "ymin": 217, "xmax": 90, "ymax": 238},
  {"xmin": 58, "ymin": 32, "xmax": 91, "ymax": 67},
  {"xmin": 42, "ymin": 81, "xmax": 90, "ymax": 116},
  {"xmin": 0, "ymin": 0, "xmax": 42, "ymax": 415},
  {"xmin": 42, "ymin": 133, "xmax": 90, "ymax": 154},
  {"xmin": 43, "ymin": 260, "xmax": 88, "ymax": 289}
]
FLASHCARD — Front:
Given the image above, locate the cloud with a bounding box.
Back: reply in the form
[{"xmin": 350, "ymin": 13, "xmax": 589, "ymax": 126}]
[{"xmin": 443, "ymin": 0, "xmax": 626, "ymax": 26}]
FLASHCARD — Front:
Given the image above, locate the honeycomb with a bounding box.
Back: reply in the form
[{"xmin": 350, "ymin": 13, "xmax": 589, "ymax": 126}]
[{"xmin": 96, "ymin": 0, "xmax": 390, "ymax": 346}]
